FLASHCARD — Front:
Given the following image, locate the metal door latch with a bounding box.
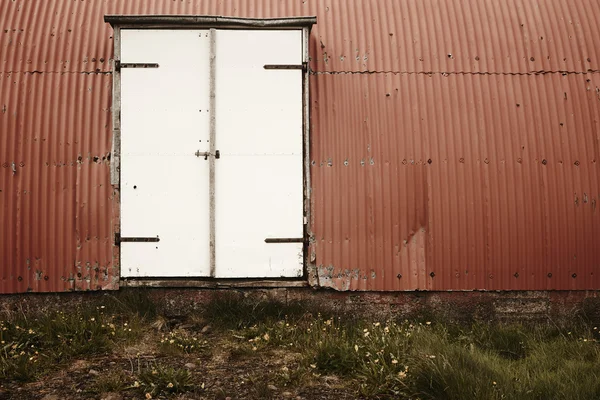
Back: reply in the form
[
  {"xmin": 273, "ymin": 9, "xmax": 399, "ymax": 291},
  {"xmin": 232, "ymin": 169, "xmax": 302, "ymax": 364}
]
[{"xmin": 195, "ymin": 150, "xmax": 221, "ymax": 160}]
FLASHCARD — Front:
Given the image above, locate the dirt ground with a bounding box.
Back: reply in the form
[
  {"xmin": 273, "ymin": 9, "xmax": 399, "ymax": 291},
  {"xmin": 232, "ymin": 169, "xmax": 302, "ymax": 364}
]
[{"xmin": 0, "ymin": 322, "xmax": 356, "ymax": 400}]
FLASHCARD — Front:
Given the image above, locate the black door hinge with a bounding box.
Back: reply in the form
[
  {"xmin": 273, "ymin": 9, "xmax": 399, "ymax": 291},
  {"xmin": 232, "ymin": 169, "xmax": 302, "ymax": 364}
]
[
  {"xmin": 115, "ymin": 233, "xmax": 160, "ymax": 246},
  {"xmin": 114, "ymin": 60, "xmax": 160, "ymax": 72}
]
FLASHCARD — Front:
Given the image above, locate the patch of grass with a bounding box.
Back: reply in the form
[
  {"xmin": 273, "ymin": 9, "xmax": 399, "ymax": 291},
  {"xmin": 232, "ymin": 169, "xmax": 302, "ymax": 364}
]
[
  {"xmin": 88, "ymin": 369, "xmax": 129, "ymax": 394},
  {"xmin": 106, "ymin": 289, "xmax": 157, "ymax": 320},
  {"xmin": 158, "ymin": 329, "xmax": 208, "ymax": 355},
  {"xmin": 137, "ymin": 364, "xmax": 194, "ymax": 397},
  {"xmin": 202, "ymin": 293, "xmax": 314, "ymax": 330},
  {"xmin": 0, "ymin": 304, "xmax": 143, "ymax": 383}
]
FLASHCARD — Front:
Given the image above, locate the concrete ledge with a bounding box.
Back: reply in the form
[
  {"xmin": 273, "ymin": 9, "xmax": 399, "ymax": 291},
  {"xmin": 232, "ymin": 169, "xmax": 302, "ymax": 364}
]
[{"xmin": 2, "ymin": 289, "xmax": 600, "ymax": 324}]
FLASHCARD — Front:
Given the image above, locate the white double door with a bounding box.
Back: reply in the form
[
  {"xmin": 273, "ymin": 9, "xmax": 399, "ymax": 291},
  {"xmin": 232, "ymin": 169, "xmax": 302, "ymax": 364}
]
[{"xmin": 119, "ymin": 29, "xmax": 304, "ymax": 278}]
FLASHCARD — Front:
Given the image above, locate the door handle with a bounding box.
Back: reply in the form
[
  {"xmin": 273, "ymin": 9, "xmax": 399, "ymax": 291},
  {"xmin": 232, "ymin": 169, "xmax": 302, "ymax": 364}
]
[{"xmin": 195, "ymin": 150, "xmax": 221, "ymax": 160}]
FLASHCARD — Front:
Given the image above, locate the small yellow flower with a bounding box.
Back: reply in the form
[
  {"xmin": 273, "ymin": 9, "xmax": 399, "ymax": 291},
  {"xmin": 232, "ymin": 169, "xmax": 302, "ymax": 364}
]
[
  {"xmin": 493, "ymin": 381, "xmax": 497, "ymax": 385},
  {"xmin": 364, "ymin": 331, "xmax": 370, "ymax": 337},
  {"xmin": 133, "ymin": 381, "xmax": 140, "ymax": 387},
  {"xmin": 392, "ymin": 359, "xmax": 398, "ymax": 364},
  {"xmin": 398, "ymin": 371, "xmax": 407, "ymax": 379},
  {"xmin": 263, "ymin": 333, "xmax": 270, "ymax": 341},
  {"xmin": 167, "ymin": 382, "xmax": 174, "ymax": 388},
  {"xmin": 354, "ymin": 345, "xmax": 359, "ymax": 352},
  {"xmin": 425, "ymin": 321, "xmax": 431, "ymax": 325},
  {"xmin": 252, "ymin": 346, "xmax": 257, "ymax": 351},
  {"xmin": 374, "ymin": 322, "xmax": 381, "ymax": 327},
  {"xmin": 145, "ymin": 393, "xmax": 152, "ymax": 399},
  {"xmin": 310, "ymin": 364, "xmax": 317, "ymax": 369}
]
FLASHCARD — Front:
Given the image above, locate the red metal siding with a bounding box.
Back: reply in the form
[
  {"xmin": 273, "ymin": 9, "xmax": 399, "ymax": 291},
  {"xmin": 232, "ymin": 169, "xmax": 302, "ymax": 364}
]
[
  {"xmin": 0, "ymin": 0, "xmax": 599, "ymax": 292},
  {"xmin": 311, "ymin": 72, "xmax": 600, "ymax": 290}
]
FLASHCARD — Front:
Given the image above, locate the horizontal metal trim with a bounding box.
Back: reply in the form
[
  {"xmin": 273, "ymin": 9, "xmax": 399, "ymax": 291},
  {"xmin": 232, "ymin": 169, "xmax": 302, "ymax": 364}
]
[
  {"xmin": 265, "ymin": 238, "xmax": 304, "ymax": 243},
  {"xmin": 105, "ymin": 15, "xmax": 317, "ymax": 29},
  {"xmin": 120, "ymin": 278, "xmax": 309, "ymax": 289},
  {"xmin": 264, "ymin": 64, "xmax": 305, "ymax": 70}
]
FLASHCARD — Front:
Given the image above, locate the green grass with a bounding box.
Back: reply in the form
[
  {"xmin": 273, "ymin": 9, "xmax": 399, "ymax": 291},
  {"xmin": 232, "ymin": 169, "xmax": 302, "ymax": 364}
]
[
  {"xmin": 202, "ymin": 295, "xmax": 600, "ymax": 399},
  {"xmin": 0, "ymin": 299, "xmax": 147, "ymax": 383},
  {"xmin": 3, "ymin": 292, "xmax": 600, "ymax": 399}
]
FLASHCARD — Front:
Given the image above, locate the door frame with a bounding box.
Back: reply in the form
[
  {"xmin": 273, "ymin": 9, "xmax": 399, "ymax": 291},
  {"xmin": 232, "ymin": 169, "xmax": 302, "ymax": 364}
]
[{"xmin": 105, "ymin": 15, "xmax": 316, "ymax": 288}]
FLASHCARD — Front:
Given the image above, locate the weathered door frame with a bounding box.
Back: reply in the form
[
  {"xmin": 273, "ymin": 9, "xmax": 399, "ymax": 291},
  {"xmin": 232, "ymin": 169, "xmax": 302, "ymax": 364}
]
[{"xmin": 105, "ymin": 15, "xmax": 316, "ymax": 288}]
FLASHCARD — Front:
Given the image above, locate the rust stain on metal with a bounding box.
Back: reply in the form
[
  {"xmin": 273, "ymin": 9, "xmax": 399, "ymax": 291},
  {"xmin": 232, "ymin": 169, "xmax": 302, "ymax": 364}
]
[{"xmin": 1, "ymin": 0, "xmax": 600, "ymax": 292}]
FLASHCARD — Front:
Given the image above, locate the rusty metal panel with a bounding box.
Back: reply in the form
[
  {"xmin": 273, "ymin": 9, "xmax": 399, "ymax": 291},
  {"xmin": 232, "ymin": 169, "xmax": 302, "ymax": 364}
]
[
  {"xmin": 1, "ymin": 0, "xmax": 600, "ymax": 292},
  {"xmin": 0, "ymin": 72, "xmax": 117, "ymax": 293},
  {"xmin": 311, "ymin": 72, "xmax": 600, "ymax": 291}
]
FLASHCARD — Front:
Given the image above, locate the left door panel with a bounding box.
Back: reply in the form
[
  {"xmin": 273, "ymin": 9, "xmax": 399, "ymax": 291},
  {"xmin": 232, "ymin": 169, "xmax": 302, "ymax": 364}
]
[{"xmin": 120, "ymin": 30, "xmax": 210, "ymax": 277}]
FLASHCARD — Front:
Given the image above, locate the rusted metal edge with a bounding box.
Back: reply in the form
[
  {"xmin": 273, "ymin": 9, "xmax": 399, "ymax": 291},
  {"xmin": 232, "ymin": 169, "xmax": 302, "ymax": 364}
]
[
  {"xmin": 209, "ymin": 28, "xmax": 217, "ymax": 278},
  {"xmin": 120, "ymin": 279, "xmax": 309, "ymax": 289},
  {"xmin": 104, "ymin": 15, "xmax": 317, "ymax": 29}
]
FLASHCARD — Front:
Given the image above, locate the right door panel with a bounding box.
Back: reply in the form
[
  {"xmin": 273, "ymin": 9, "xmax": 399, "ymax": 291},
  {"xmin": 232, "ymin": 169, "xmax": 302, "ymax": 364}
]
[{"xmin": 214, "ymin": 30, "xmax": 304, "ymax": 278}]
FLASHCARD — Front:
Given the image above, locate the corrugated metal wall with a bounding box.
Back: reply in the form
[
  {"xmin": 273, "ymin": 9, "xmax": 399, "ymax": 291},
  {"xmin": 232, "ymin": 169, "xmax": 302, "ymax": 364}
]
[{"xmin": 1, "ymin": 0, "xmax": 599, "ymax": 292}]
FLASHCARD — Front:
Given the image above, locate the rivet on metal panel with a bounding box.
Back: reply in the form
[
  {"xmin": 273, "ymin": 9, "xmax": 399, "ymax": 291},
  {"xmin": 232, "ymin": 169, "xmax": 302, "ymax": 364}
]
[
  {"xmin": 572, "ymin": 273, "xmax": 577, "ymax": 278},
  {"xmin": 547, "ymin": 273, "xmax": 552, "ymax": 278},
  {"xmin": 489, "ymin": 274, "xmax": 494, "ymax": 279},
  {"xmin": 402, "ymin": 159, "xmax": 407, "ymax": 165},
  {"xmin": 44, "ymin": 275, "xmax": 49, "ymax": 281},
  {"xmin": 343, "ymin": 159, "xmax": 348, "ymax": 166},
  {"xmin": 542, "ymin": 159, "xmax": 547, "ymax": 165},
  {"xmin": 397, "ymin": 274, "xmax": 402, "ymax": 279},
  {"xmin": 17, "ymin": 276, "xmax": 22, "ymax": 281},
  {"xmin": 484, "ymin": 159, "xmax": 489, "ymax": 164},
  {"xmin": 459, "ymin": 158, "xmax": 465, "ymax": 163},
  {"xmin": 427, "ymin": 159, "xmax": 432, "ymax": 164},
  {"xmin": 455, "ymin": 273, "xmax": 460, "ymax": 278},
  {"xmin": 514, "ymin": 272, "xmax": 519, "ymax": 278},
  {"xmin": 430, "ymin": 272, "xmax": 435, "ymax": 278},
  {"xmin": 517, "ymin": 158, "xmax": 522, "ymax": 164},
  {"xmin": 574, "ymin": 161, "xmax": 580, "ymax": 166}
]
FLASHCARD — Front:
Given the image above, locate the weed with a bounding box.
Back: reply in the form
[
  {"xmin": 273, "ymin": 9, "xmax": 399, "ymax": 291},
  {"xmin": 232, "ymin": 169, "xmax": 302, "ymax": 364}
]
[
  {"xmin": 137, "ymin": 364, "xmax": 194, "ymax": 397},
  {"xmin": 158, "ymin": 329, "xmax": 208, "ymax": 355},
  {"xmin": 88, "ymin": 369, "xmax": 129, "ymax": 394}
]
